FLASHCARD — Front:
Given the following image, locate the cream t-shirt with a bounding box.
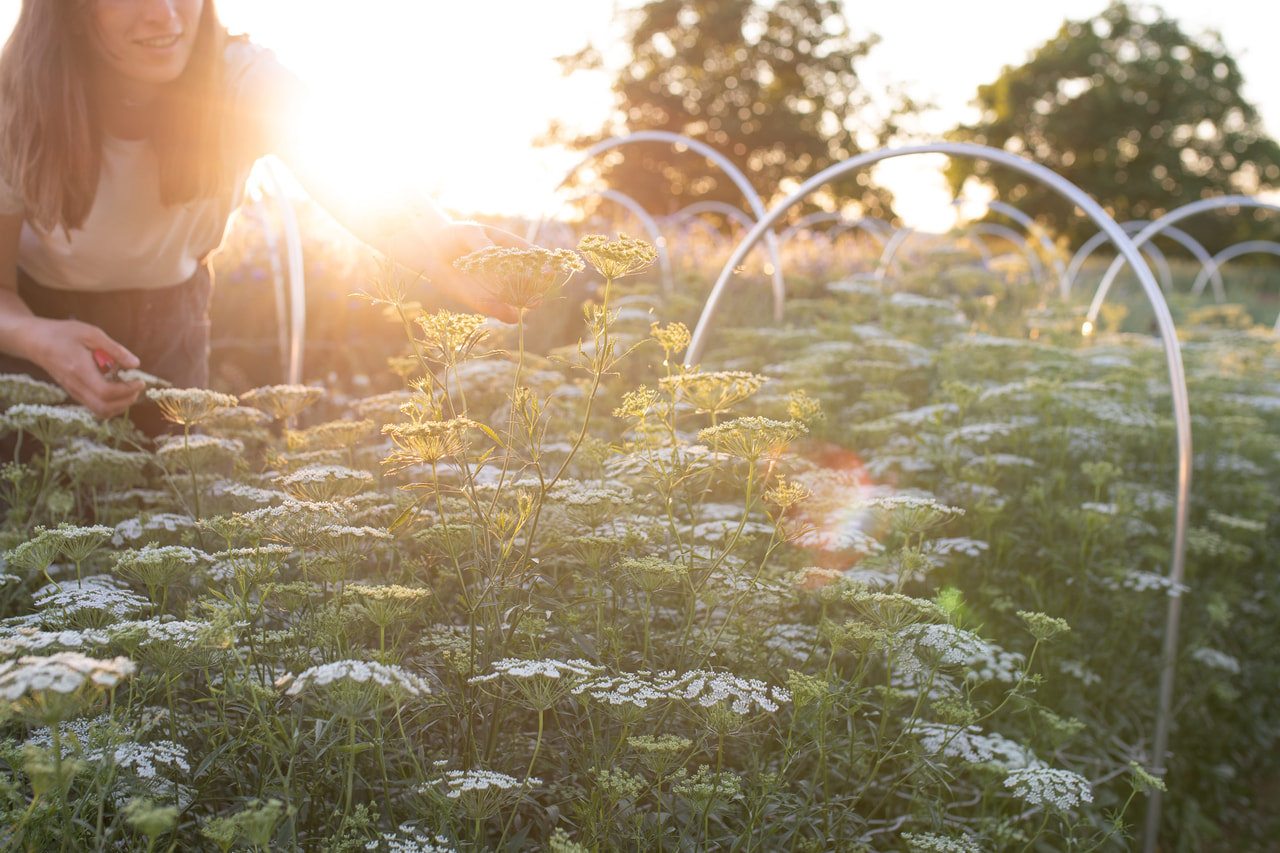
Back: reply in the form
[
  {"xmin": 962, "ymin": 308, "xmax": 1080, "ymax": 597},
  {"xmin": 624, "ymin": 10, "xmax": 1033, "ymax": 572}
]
[{"xmin": 0, "ymin": 40, "xmax": 295, "ymax": 292}]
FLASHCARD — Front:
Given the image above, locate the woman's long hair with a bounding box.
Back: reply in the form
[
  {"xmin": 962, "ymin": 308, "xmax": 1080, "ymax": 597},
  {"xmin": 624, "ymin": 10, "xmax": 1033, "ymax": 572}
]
[{"xmin": 0, "ymin": 0, "xmax": 233, "ymax": 231}]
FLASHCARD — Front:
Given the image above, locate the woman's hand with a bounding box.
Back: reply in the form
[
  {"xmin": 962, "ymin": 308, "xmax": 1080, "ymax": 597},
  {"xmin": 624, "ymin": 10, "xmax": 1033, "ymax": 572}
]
[
  {"xmin": 25, "ymin": 318, "xmax": 145, "ymax": 419},
  {"xmin": 421, "ymin": 222, "xmax": 534, "ymax": 324}
]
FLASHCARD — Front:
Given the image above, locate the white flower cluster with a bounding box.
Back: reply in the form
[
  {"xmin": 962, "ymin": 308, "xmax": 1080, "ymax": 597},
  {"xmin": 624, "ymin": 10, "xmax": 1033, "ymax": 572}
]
[
  {"xmin": 3, "ymin": 403, "xmax": 97, "ymax": 431},
  {"xmin": 964, "ymin": 641, "xmax": 1025, "ymax": 685},
  {"xmin": 1208, "ymin": 510, "xmax": 1266, "ymax": 534},
  {"xmin": 572, "ymin": 672, "xmax": 672, "ymax": 709},
  {"xmin": 0, "ymin": 626, "xmax": 111, "ymax": 655},
  {"xmin": 1057, "ymin": 659, "xmax": 1102, "ymax": 687},
  {"xmin": 667, "ymin": 670, "xmax": 791, "ymax": 714},
  {"xmin": 573, "ymin": 669, "xmax": 790, "ymax": 715},
  {"xmin": 438, "ymin": 769, "xmax": 537, "ymax": 798},
  {"xmin": 113, "ymin": 619, "xmax": 209, "ymax": 649},
  {"xmin": 0, "ymin": 652, "xmax": 136, "ymax": 699},
  {"xmin": 155, "ymin": 433, "xmax": 244, "ymax": 458},
  {"xmin": 112, "ymin": 513, "xmax": 197, "ymax": 545},
  {"xmin": 944, "ymin": 419, "xmax": 1036, "ymax": 445},
  {"xmin": 1190, "ymin": 646, "xmax": 1242, "ymax": 674},
  {"xmin": 367, "ymin": 825, "xmax": 457, "ymax": 853},
  {"xmin": 1099, "ymin": 569, "xmax": 1190, "ymax": 596},
  {"xmin": 315, "ymin": 524, "xmax": 394, "ymax": 541},
  {"xmin": 1003, "ymin": 766, "xmax": 1094, "ymax": 810},
  {"xmin": 912, "ymin": 723, "xmax": 1039, "ymax": 771},
  {"xmin": 926, "ymin": 537, "xmax": 990, "ymax": 558},
  {"xmin": 34, "ymin": 576, "xmax": 150, "ymax": 621},
  {"xmin": 99, "ymin": 738, "xmax": 191, "ymax": 778},
  {"xmin": 760, "ymin": 623, "xmax": 819, "ymax": 662},
  {"xmin": 469, "ymin": 658, "xmax": 601, "ymax": 683},
  {"xmin": 901, "ymin": 831, "xmax": 984, "ymax": 853},
  {"xmin": 280, "ymin": 659, "xmax": 430, "ymax": 698},
  {"xmin": 900, "ymin": 623, "xmax": 990, "ymax": 671},
  {"xmin": 1075, "ymin": 397, "xmax": 1158, "ymax": 430},
  {"xmin": 120, "ymin": 544, "xmax": 211, "ymax": 566},
  {"xmin": 1080, "ymin": 502, "xmax": 1118, "ymax": 516},
  {"xmin": 282, "ymin": 465, "xmax": 374, "ymax": 486},
  {"xmin": 209, "ymin": 480, "xmax": 289, "ymax": 506}
]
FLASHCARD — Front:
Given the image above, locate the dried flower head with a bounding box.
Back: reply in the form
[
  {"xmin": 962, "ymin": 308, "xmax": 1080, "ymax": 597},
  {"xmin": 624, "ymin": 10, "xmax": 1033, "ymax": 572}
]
[
  {"xmin": 661, "ymin": 371, "xmax": 768, "ymax": 416},
  {"xmin": 453, "ymin": 246, "xmax": 584, "ymax": 311},
  {"xmin": 1018, "ymin": 610, "xmax": 1072, "ymax": 642},
  {"xmin": 146, "ymin": 388, "xmax": 238, "ymax": 426},
  {"xmin": 382, "ymin": 418, "xmax": 477, "ymax": 469},
  {"xmin": 650, "ymin": 321, "xmax": 691, "ymax": 359},
  {"xmin": 577, "ymin": 233, "xmax": 658, "ymax": 279},
  {"xmin": 415, "ymin": 310, "xmax": 491, "ymax": 367},
  {"xmin": 286, "ymin": 419, "xmax": 376, "ymax": 453},
  {"xmin": 239, "ymin": 384, "xmax": 325, "ymax": 421},
  {"xmin": 618, "ymin": 556, "xmax": 689, "ymax": 593},
  {"xmin": 114, "ymin": 368, "xmax": 171, "ymax": 389},
  {"xmin": 697, "ymin": 416, "xmax": 807, "ymax": 462}
]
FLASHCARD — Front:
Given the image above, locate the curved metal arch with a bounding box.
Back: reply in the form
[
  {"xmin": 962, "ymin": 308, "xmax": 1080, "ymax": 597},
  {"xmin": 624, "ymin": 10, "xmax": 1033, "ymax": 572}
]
[
  {"xmin": 1188, "ymin": 240, "xmax": 1280, "ymax": 330},
  {"xmin": 1086, "ymin": 196, "xmax": 1280, "ymax": 328},
  {"xmin": 246, "ymin": 192, "xmax": 290, "ymax": 382},
  {"xmin": 1146, "ymin": 223, "xmax": 1222, "ymax": 301},
  {"xmin": 260, "ymin": 158, "xmax": 307, "ymax": 386},
  {"xmin": 967, "ymin": 222, "xmax": 1045, "ymax": 284},
  {"xmin": 667, "ymin": 200, "xmax": 758, "ymax": 233},
  {"xmin": 875, "ymin": 226, "xmax": 991, "ymax": 282},
  {"xmin": 545, "ymin": 131, "xmax": 786, "ymax": 321},
  {"xmin": 954, "ymin": 198, "xmax": 1068, "ymax": 294},
  {"xmin": 778, "ymin": 211, "xmax": 892, "ymax": 248},
  {"xmin": 874, "ymin": 225, "xmax": 918, "ymax": 282},
  {"xmin": 1066, "ymin": 221, "xmax": 1219, "ymax": 301},
  {"xmin": 551, "ymin": 188, "xmax": 675, "ymax": 295},
  {"xmin": 685, "ymin": 144, "xmax": 1190, "ymax": 853},
  {"xmin": 828, "ymin": 216, "xmax": 894, "ymax": 249}
]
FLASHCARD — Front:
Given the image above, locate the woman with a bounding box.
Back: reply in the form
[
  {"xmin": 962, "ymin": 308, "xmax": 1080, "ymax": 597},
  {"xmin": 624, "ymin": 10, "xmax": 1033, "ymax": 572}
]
[{"xmin": 0, "ymin": 0, "xmax": 524, "ymax": 429}]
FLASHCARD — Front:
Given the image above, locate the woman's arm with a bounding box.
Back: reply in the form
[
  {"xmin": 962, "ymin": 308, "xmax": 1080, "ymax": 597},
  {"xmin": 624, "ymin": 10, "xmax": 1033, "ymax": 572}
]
[{"xmin": 0, "ymin": 213, "xmax": 144, "ymax": 418}]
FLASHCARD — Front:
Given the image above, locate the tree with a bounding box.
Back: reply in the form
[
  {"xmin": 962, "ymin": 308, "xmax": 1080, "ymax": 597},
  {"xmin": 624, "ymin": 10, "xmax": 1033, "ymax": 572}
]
[
  {"xmin": 945, "ymin": 2, "xmax": 1280, "ymax": 253},
  {"xmin": 549, "ymin": 0, "xmax": 911, "ymax": 222}
]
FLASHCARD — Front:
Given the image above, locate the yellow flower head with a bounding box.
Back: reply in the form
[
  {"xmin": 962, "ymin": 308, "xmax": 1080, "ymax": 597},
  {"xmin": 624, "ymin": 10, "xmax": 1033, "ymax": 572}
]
[
  {"xmin": 453, "ymin": 246, "xmax": 584, "ymax": 311},
  {"xmin": 650, "ymin": 322, "xmax": 691, "ymax": 359},
  {"xmin": 382, "ymin": 417, "xmax": 478, "ymax": 469},
  {"xmin": 661, "ymin": 371, "xmax": 768, "ymax": 416},
  {"xmin": 147, "ymin": 388, "xmax": 238, "ymax": 426},
  {"xmin": 577, "ymin": 233, "xmax": 658, "ymax": 280},
  {"xmin": 239, "ymin": 385, "xmax": 325, "ymax": 421},
  {"xmin": 697, "ymin": 416, "xmax": 806, "ymax": 462},
  {"xmin": 415, "ymin": 310, "xmax": 490, "ymax": 367}
]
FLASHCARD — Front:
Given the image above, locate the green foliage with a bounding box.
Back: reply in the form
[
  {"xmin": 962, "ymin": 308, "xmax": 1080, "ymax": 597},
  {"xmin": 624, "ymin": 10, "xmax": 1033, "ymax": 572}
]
[
  {"xmin": 946, "ymin": 1, "xmax": 1280, "ymax": 253},
  {"xmin": 4, "ymin": 232, "xmax": 1280, "ymax": 851},
  {"xmin": 551, "ymin": 0, "xmax": 912, "ymax": 220}
]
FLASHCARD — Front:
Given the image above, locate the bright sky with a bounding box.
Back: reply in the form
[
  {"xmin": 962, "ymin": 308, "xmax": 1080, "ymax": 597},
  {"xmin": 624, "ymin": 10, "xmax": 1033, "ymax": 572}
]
[{"xmin": 1, "ymin": 0, "xmax": 1276, "ymax": 231}]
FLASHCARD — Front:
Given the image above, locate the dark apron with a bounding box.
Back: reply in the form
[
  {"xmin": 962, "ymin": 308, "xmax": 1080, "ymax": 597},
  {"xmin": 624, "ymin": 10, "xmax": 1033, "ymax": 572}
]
[{"xmin": 0, "ymin": 262, "xmax": 214, "ymax": 437}]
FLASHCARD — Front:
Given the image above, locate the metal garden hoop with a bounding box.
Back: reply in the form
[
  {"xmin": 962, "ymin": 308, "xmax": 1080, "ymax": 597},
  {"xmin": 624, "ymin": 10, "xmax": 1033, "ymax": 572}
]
[{"xmin": 684, "ymin": 142, "xmax": 1191, "ymax": 853}]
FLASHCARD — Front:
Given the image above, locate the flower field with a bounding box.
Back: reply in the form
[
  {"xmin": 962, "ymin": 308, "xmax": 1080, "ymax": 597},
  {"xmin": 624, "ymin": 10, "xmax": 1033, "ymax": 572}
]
[{"xmin": 2, "ymin": 225, "xmax": 1279, "ymax": 852}]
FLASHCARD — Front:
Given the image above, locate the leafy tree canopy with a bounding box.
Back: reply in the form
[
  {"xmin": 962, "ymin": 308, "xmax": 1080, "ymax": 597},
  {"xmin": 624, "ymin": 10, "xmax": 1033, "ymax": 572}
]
[
  {"xmin": 549, "ymin": 0, "xmax": 913, "ymax": 223},
  {"xmin": 946, "ymin": 2, "xmax": 1280, "ymax": 253}
]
